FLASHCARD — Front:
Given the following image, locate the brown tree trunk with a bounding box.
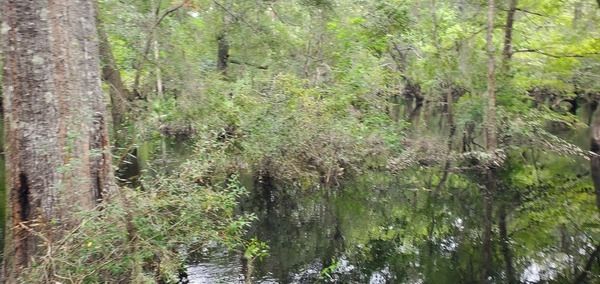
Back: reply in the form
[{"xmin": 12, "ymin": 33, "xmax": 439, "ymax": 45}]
[
  {"xmin": 1, "ymin": 0, "xmax": 115, "ymax": 282},
  {"xmin": 502, "ymin": 0, "xmax": 518, "ymax": 70},
  {"xmin": 592, "ymin": 0, "xmax": 600, "ymax": 218},
  {"xmin": 217, "ymin": 34, "xmax": 230, "ymax": 73},
  {"xmin": 481, "ymin": 0, "xmax": 497, "ymax": 282},
  {"xmin": 98, "ymin": 24, "xmax": 133, "ymax": 135},
  {"xmin": 216, "ymin": 8, "xmax": 233, "ymax": 75},
  {"xmin": 499, "ymin": 2, "xmax": 518, "ymax": 282}
]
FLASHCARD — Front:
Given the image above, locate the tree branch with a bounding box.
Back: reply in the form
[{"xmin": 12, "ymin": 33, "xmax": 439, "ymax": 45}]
[
  {"xmin": 229, "ymin": 59, "xmax": 268, "ymax": 70},
  {"xmin": 212, "ymin": 0, "xmax": 261, "ymax": 34},
  {"xmin": 515, "ymin": 8, "xmax": 545, "ymax": 17},
  {"xmin": 269, "ymin": 4, "xmax": 301, "ymax": 26},
  {"xmin": 513, "ymin": 49, "xmax": 599, "ymax": 58},
  {"xmin": 133, "ymin": 0, "xmax": 188, "ymax": 95},
  {"xmin": 154, "ymin": 0, "xmax": 187, "ymax": 29}
]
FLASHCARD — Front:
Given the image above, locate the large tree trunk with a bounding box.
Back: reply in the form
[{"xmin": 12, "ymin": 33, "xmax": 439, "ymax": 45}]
[{"xmin": 0, "ymin": 0, "xmax": 115, "ymax": 281}]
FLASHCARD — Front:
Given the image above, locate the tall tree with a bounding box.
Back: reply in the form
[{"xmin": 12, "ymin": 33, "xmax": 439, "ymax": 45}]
[
  {"xmin": 592, "ymin": 0, "xmax": 600, "ymax": 218},
  {"xmin": 499, "ymin": 1, "xmax": 518, "ymax": 283},
  {"xmin": 0, "ymin": 0, "xmax": 114, "ymax": 282},
  {"xmin": 481, "ymin": 0, "xmax": 497, "ymax": 282}
]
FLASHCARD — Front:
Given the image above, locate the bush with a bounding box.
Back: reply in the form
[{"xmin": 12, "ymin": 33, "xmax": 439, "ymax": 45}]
[{"xmin": 20, "ymin": 148, "xmax": 253, "ymax": 283}]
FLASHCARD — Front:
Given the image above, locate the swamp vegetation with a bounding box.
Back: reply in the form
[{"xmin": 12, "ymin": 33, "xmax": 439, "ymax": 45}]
[{"xmin": 1, "ymin": 0, "xmax": 600, "ymax": 283}]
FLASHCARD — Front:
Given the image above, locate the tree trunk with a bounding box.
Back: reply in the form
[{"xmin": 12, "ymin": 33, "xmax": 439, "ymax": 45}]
[
  {"xmin": 151, "ymin": 0, "xmax": 169, "ymax": 173},
  {"xmin": 591, "ymin": 107, "xmax": 600, "ymax": 215},
  {"xmin": 97, "ymin": 23, "xmax": 133, "ymax": 135},
  {"xmin": 481, "ymin": 0, "xmax": 497, "ymax": 282},
  {"xmin": 499, "ymin": 2, "xmax": 517, "ymax": 281},
  {"xmin": 501, "ymin": 0, "xmax": 518, "ymax": 70},
  {"xmin": 0, "ymin": 0, "xmax": 115, "ymax": 281},
  {"xmin": 592, "ymin": 0, "xmax": 600, "ymax": 218},
  {"xmin": 217, "ymin": 12, "xmax": 232, "ymax": 75}
]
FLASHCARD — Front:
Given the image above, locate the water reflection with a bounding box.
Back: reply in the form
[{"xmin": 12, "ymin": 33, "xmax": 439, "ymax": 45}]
[
  {"xmin": 189, "ymin": 175, "xmax": 417, "ymax": 283},
  {"xmin": 188, "ymin": 171, "xmax": 570, "ymax": 284}
]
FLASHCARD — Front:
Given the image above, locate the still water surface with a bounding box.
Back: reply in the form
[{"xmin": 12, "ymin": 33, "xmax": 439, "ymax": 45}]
[{"xmin": 187, "ymin": 176, "xmax": 432, "ymax": 284}]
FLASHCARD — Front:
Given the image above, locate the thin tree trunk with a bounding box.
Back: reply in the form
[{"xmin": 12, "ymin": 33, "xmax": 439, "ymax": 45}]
[
  {"xmin": 499, "ymin": 2, "xmax": 518, "ymax": 282},
  {"xmin": 591, "ymin": 109, "xmax": 600, "ymax": 214},
  {"xmin": 486, "ymin": 4, "xmax": 497, "ymax": 152},
  {"xmin": 132, "ymin": 1, "xmax": 186, "ymax": 96},
  {"xmin": 151, "ymin": 0, "xmax": 168, "ymax": 173},
  {"xmin": 431, "ymin": 0, "xmax": 441, "ymax": 53},
  {"xmin": 502, "ymin": 0, "xmax": 518, "ymax": 70},
  {"xmin": 481, "ymin": 0, "xmax": 497, "ymax": 282},
  {"xmin": 97, "ymin": 24, "xmax": 133, "ymax": 137},
  {"xmin": 1, "ymin": 0, "xmax": 115, "ymax": 281},
  {"xmin": 217, "ymin": 13, "xmax": 232, "ymax": 75},
  {"xmin": 592, "ymin": 0, "xmax": 600, "ymax": 218}
]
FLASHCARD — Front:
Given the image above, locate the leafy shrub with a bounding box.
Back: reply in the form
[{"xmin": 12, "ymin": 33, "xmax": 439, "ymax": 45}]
[{"xmin": 20, "ymin": 147, "xmax": 253, "ymax": 283}]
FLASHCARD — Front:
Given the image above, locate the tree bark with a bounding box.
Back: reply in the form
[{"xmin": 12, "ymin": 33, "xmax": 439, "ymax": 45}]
[{"xmin": 0, "ymin": 0, "xmax": 115, "ymax": 281}]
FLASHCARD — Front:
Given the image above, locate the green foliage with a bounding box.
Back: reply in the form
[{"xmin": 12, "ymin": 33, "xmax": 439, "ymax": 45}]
[
  {"xmin": 92, "ymin": 0, "xmax": 600, "ymax": 282},
  {"xmin": 244, "ymin": 237, "xmax": 269, "ymax": 262},
  {"xmin": 20, "ymin": 146, "xmax": 254, "ymax": 283},
  {"xmin": 319, "ymin": 258, "xmax": 338, "ymax": 280}
]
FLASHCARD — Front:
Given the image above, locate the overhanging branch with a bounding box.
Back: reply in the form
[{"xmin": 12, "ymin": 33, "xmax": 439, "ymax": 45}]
[
  {"xmin": 513, "ymin": 49, "xmax": 599, "ymax": 58},
  {"xmin": 229, "ymin": 59, "xmax": 268, "ymax": 70}
]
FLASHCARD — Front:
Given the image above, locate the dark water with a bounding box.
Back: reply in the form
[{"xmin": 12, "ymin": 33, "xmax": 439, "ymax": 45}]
[
  {"xmin": 186, "ymin": 168, "xmax": 574, "ymax": 284},
  {"xmin": 187, "ymin": 174, "xmax": 460, "ymax": 284}
]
